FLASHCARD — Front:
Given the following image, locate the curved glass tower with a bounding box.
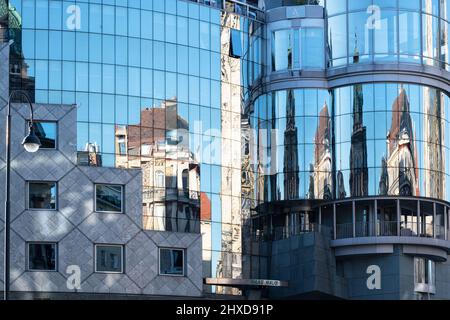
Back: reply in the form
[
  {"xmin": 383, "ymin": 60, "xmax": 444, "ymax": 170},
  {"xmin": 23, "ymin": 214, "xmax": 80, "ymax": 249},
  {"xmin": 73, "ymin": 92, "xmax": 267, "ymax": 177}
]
[{"xmin": 245, "ymin": 0, "xmax": 450, "ymax": 299}]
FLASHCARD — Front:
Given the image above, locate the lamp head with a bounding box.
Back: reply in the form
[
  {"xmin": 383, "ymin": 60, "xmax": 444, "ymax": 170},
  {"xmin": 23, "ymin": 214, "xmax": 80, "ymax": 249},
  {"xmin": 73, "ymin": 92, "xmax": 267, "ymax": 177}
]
[{"xmin": 22, "ymin": 123, "xmax": 41, "ymax": 153}]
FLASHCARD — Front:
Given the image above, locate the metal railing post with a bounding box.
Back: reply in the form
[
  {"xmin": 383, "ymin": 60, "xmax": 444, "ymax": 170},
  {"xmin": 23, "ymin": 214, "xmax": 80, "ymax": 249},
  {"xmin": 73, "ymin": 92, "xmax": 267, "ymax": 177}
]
[
  {"xmin": 374, "ymin": 199, "xmax": 377, "ymax": 237},
  {"xmin": 352, "ymin": 201, "xmax": 356, "ymax": 238},
  {"xmin": 417, "ymin": 200, "xmax": 420, "ymax": 237},
  {"xmin": 397, "ymin": 199, "xmax": 400, "ymax": 236}
]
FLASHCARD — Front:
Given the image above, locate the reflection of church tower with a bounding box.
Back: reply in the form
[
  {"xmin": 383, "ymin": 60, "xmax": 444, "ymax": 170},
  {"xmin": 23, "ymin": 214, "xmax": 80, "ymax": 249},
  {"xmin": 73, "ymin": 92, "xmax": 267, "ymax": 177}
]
[
  {"xmin": 283, "ymin": 90, "xmax": 299, "ymax": 199},
  {"xmin": 349, "ymin": 35, "xmax": 368, "ymax": 197},
  {"xmin": 313, "ymin": 101, "xmax": 333, "ymax": 200},
  {"xmin": 4, "ymin": 1, "xmax": 36, "ymax": 101},
  {"xmin": 423, "ymin": 87, "xmax": 443, "ymax": 198},
  {"xmin": 386, "ymin": 86, "xmax": 418, "ymax": 196}
]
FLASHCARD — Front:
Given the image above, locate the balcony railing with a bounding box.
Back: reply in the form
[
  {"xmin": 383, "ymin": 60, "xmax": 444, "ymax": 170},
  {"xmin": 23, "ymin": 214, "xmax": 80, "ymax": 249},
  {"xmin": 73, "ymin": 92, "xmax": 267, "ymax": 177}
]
[
  {"xmin": 262, "ymin": 223, "xmax": 332, "ymax": 241},
  {"xmin": 335, "ymin": 221, "xmax": 447, "ymax": 240}
]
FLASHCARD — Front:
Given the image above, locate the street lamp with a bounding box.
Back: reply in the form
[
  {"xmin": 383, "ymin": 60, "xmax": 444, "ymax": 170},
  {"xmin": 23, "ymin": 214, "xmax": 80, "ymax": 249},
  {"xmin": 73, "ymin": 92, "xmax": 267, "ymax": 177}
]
[{"xmin": 3, "ymin": 90, "xmax": 41, "ymax": 300}]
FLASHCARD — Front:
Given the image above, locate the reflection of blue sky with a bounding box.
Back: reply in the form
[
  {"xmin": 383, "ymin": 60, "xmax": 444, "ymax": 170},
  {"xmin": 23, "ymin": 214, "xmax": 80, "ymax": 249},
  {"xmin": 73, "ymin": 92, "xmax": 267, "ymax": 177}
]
[{"xmin": 14, "ymin": 0, "xmax": 224, "ymax": 161}]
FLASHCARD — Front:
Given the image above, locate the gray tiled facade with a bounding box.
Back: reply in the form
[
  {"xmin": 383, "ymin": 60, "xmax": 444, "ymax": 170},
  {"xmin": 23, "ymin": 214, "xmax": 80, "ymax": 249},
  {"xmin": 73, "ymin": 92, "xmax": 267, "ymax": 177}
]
[{"xmin": 0, "ymin": 100, "xmax": 202, "ymax": 298}]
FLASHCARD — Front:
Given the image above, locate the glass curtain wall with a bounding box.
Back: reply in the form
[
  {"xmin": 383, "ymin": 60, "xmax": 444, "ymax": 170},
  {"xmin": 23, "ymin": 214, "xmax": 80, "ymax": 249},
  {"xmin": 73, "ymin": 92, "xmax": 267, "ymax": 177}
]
[
  {"xmin": 326, "ymin": 0, "xmax": 450, "ymax": 71},
  {"xmin": 249, "ymin": 83, "xmax": 450, "ymax": 204},
  {"xmin": 5, "ymin": 0, "xmax": 263, "ymax": 295}
]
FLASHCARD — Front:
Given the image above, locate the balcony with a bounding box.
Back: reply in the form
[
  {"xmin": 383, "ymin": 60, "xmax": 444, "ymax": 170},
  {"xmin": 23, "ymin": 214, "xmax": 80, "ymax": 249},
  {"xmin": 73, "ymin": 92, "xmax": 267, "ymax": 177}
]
[
  {"xmin": 312, "ymin": 197, "xmax": 450, "ymax": 261},
  {"xmin": 335, "ymin": 221, "xmax": 444, "ymax": 240},
  {"xmin": 254, "ymin": 223, "xmax": 332, "ymax": 242}
]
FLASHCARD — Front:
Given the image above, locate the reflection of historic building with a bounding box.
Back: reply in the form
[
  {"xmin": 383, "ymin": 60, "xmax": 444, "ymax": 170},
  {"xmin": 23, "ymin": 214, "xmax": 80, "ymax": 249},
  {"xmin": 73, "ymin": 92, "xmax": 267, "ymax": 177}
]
[
  {"xmin": 385, "ymin": 87, "xmax": 419, "ymax": 196},
  {"xmin": 0, "ymin": 0, "xmax": 7, "ymax": 40},
  {"xmin": 312, "ymin": 101, "xmax": 332, "ymax": 200},
  {"xmin": 114, "ymin": 101, "xmax": 201, "ymax": 233},
  {"xmin": 283, "ymin": 90, "xmax": 299, "ymax": 200},
  {"xmin": 215, "ymin": 10, "xmax": 244, "ymax": 295},
  {"xmin": 1, "ymin": 1, "xmax": 35, "ymax": 101},
  {"xmin": 423, "ymin": 87, "xmax": 445, "ymax": 199},
  {"xmin": 349, "ymin": 42, "xmax": 368, "ymax": 197},
  {"xmin": 240, "ymin": 112, "xmax": 256, "ymax": 281}
]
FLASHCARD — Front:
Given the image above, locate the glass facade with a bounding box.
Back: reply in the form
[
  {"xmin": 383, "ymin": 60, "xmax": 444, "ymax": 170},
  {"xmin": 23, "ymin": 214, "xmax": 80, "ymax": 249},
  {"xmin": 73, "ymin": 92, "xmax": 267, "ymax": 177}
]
[
  {"xmin": 334, "ymin": 83, "xmax": 450, "ymax": 200},
  {"xmin": 326, "ymin": 0, "xmax": 450, "ymax": 70},
  {"xmin": 4, "ymin": 0, "xmax": 264, "ymax": 295},
  {"xmin": 248, "ymin": 83, "xmax": 450, "ymax": 202},
  {"xmin": 248, "ymin": 88, "xmax": 332, "ymax": 201},
  {"xmin": 4, "ymin": 0, "xmax": 450, "ymax": 297},
  {"xmin": 271, "ymin": 27, "xmax": 325, "ymax": 71}
]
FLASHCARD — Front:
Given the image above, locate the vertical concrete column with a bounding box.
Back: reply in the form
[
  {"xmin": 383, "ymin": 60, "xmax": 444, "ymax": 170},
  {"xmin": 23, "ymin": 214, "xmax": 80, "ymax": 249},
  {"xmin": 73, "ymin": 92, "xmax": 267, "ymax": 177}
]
[
  {"xmin": 433, "ymin": 202, "xmax": 436, "ymax": 239},
  {"xmin": 417, "ymin": 200, "xmax": 420, "ymax": 237},
  {"xmin": 397, "ymin": 199, "xmax": 400, "ymax": 236},
  {"xmin": 374, "ymin": 199, "xmax": 377, "ymax": 237},
  {"xmin": 333, "ymin": 203, "xmax": 336, "ymax": 240},
  {"xmin": 318, "ymin": 206, "xmax": 322, "ymax": 233},
  {"xmin": 352, "ymin": 200, "xmax": 356, "ymax": 238},
  {"xmin": 444, "ymin": 207, "xmax": 448, "ymax": 240}
]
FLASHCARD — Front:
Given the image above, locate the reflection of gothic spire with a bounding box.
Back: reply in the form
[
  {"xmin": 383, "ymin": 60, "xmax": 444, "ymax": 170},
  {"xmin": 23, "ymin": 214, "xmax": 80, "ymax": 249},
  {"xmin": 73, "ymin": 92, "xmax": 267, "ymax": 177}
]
[
  {"xmin": 328, "ymin": 29, "xmax": 333, "ymax": 67},
  {"xmin": 378, "ymin": 157, "xmax": 388, "ymax": 195},
  {"xmin": 337, "ymin": 170, "xmax": 346, "ymax": 199},
  {"xmin": 353, "ymin": 31, "xmax": 359, "ymax": 64},
  {"xmin": 283, "ymin": 90, "xmax": 299, "ymax": 200},
  {"xmin": 352, "ymin": 32, "xmax": 363, "ymax": 130},
  {"xmin": 313, "ymin": 100, "xmax": 333, "ymax": 199},
  {"xmin": 308, "ymin": 164, "xmax": 315, "ymax": 200},
  {"xmin": 349, "ymin": 36, "xmax": 368, "ymax": 197},
  {"xmin": 349, "ymin": 80, "xmax": 368, "ymax": 196},
  {"xmin": 386, "ymin": 86, "xmax": 418, "ymax": 196}
]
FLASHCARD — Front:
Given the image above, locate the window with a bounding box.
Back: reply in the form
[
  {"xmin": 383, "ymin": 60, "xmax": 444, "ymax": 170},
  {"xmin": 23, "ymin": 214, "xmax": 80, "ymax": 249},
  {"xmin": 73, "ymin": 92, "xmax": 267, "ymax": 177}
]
[
  {"xmin": 159, "ymin": 248, "xmax": 185, "ymax": 276},
  {"xmin": 31, "ymin": 121, "xmax": 57, "ymax": 149},
  {"xmin": 301, "ymin": 28, "xmax": 325, "ymax": 68},
  {"xmin": 28, "ymin": 243, "xmax": 57, "ymax": 271},
  {"xmin": 95, "ymin": 245, "xmax": 123, "ymax": 273},
  {"xmin": 117, "ymin": 133, "xmax": 126, "ymax": 155},
  {"xmin": 414, "ymin": 257, "xmax": 436, "ymax": 294},
  {"xmin": 272, "ymin": 29, "xmax": 293, "ymax": 71},
  {"xmin": 155, "ymin": 170, "xmax": 165, "ymax": 188},
  {"xmin": 182, "ymin": 169, "xmax": 189, "ymax": 193},
  {"xmin": 230, "ymin": 28, "xmax": 242, "ymax": 58},
  {"xmin": 28, "ymin": 182, "xmax": 57, "ymax": 210},
  {"xmin": 272, "ymin": 27, "xmax": 324, "ymax": 71},
  {"xmin": 95, "ymin": 184, "xmax": 124, "ymax": 213}
]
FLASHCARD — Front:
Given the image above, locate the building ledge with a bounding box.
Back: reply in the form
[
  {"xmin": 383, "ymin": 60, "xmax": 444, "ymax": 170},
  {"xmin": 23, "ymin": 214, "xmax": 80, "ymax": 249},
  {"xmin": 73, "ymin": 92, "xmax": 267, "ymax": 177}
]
[{"xmin": 331, "ymin": 237, "xmax": 450, "ymax": 261}]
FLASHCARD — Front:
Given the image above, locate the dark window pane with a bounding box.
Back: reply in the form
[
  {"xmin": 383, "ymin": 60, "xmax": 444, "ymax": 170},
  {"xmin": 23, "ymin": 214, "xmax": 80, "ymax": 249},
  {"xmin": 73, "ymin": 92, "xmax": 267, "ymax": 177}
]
[
  {"xmin": 29, "ymin": 182, "xmax": 57, "ymax": 209},
  {"xmin": 230, "ymin": 29, "xmax": 242, "ymax": 58},
  {"xmin": 28, "ymin": 243, "xmax": 57, "ymax": 271},
  {"xmin": 160, "ymin": 248, "xmax": 184, "ymax": 275},
  {"xmin": 96, "ymin": 184, "xmax": 123, "ymax": 212},
  {"xmin": 32, "ymin": 121, "xmax": 57, "ymax": 149},
  {"xmin": 96, "ymin": 245, "xmax": 123, "ymax": 273}
]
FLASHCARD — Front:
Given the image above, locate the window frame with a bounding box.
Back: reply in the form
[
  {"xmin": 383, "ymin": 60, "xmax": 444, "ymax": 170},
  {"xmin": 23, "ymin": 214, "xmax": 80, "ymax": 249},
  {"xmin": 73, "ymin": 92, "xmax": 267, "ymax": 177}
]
[
  {"xmin": 158, "ymin": 247, "xmax": 186, "ymax": 277},
  {"xmin": 271, "ymin": 26, "xmax": 325, "ymax": 72},
  {"xmin": 27, "ymin": 181, "xmax": 58, "ymax": 211},
  {"xmin": 94, "ymin": 244, "xmax": 124, "ymax": 274},
  {"xmin": 94, "ymin": 184, "xmax": 124, "ymax": 214},
  {"xmin": 29, "ymin": 120, "xmax": 58, "ymax": 150},
  {"xmin": 27, "ymin": 242, "xmax": 58, "ymax": 272},
  {"xmin": 229, "ymin": 28, "xmax": 243, "ymax": 58}
]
